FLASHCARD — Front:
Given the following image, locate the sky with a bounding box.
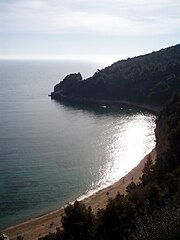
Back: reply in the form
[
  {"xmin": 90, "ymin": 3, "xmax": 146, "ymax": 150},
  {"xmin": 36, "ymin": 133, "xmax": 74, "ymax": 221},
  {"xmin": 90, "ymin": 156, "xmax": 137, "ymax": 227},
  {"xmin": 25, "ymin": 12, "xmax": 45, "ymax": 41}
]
[{"xmin": 0, "ymin": 0, "xmax": 180, "ymax": 63}]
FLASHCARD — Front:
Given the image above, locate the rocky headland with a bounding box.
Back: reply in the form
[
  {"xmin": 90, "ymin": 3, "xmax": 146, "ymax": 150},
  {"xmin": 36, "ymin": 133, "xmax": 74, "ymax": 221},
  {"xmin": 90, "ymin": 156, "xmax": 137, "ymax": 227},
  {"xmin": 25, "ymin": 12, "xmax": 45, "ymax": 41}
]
[{"xmin": 51, "ymin": 44, "xmax": 180, "ymax": 110}]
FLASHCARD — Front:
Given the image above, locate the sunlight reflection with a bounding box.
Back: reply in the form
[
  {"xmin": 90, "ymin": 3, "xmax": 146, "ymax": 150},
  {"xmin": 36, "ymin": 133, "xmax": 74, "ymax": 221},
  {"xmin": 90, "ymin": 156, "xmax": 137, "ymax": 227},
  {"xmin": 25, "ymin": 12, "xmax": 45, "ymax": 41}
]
[{"xmin": 91, "ymin": 114, "xmax": 156, "ymax": 191}]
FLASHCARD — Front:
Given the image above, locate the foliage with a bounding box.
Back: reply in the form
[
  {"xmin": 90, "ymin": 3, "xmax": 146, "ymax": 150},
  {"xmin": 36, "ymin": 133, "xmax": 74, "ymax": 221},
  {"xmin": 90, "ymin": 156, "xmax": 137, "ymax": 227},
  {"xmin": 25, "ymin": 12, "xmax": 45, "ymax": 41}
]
[
  {"xmin": 133, "ymin": 201, "xmax": 180, "ymax": 240},
  {"xmin": 52, "ymin": 44, "xmax": 180, "ymax": 106},
  {"xmin": 96, "ymin": 195, "xmax": 136, "ymax": 240},
  {"xmin": 61, "ymin": 201, "xmax": 95, "ymax": 240}
]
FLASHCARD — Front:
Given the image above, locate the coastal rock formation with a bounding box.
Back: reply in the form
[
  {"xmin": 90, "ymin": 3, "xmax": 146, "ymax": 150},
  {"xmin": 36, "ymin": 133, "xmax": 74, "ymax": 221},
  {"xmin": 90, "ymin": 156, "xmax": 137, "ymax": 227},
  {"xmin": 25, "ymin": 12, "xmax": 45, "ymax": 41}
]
[
  {"xmin": 54, "ymin": 72, "xmax": 83, "ymax": 92},
  {"xmin": 155, "ymin": 92, "xmax": 180, "ymax": 158},
  {"xmin": 52, "ymin": 72, "xmax": 83, "ymax": 100},
  {"xmin": 51, "ymin": 44, "xmax": 180, "ymax": 106}
]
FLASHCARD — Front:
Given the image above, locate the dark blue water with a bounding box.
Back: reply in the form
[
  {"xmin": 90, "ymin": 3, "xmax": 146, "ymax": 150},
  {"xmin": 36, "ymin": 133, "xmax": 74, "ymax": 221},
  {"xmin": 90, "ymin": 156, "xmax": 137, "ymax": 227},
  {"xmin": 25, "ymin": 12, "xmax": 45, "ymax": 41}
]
[{"xmin": 0, "ymin": 60, "xmax": 156, "ymax": 229}]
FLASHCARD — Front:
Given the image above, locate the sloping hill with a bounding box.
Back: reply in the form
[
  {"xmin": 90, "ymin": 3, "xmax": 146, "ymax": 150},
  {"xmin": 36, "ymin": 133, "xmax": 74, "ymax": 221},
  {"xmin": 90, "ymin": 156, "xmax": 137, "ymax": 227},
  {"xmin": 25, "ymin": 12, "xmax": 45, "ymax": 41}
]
[{"xmin": 51, "ymin": 44, "xmax": 180, "ymax": 106}]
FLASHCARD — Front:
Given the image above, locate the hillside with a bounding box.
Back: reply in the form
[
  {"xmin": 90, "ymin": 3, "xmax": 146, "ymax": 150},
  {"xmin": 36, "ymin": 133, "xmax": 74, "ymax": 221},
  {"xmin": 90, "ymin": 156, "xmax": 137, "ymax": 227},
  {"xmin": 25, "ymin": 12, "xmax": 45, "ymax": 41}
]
[{"xmin": 51, "ymin": 44, "xmax": 180, "ymax": 106}]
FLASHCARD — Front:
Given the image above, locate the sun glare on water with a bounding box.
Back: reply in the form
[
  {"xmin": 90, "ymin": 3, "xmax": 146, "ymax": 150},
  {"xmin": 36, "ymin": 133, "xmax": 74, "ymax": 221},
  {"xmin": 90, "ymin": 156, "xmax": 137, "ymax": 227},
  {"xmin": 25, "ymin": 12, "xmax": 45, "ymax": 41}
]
[{"xmin": 90, "ymin": 114, "xmax": 156, "ymax": 193}]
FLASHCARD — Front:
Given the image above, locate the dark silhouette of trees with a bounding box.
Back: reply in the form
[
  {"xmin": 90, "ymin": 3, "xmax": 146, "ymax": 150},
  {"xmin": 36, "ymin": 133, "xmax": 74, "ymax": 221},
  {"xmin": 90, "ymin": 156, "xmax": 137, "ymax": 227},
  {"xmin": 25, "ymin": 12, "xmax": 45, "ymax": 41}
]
[{"xmin": 52, "ymin": 45, "xmax": 180, "ymax": 106}]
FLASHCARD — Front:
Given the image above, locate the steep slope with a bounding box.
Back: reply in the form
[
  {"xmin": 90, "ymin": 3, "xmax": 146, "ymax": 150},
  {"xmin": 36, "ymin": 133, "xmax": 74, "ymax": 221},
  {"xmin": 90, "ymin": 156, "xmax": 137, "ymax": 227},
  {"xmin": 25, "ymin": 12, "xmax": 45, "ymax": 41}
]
[
  {"xmin": 153, "ymin": 92, "xmax": 180, "ymax": 185},
  {"xmin": 51, "ymin": 44, "xmax": 180, "ymax": 106}
]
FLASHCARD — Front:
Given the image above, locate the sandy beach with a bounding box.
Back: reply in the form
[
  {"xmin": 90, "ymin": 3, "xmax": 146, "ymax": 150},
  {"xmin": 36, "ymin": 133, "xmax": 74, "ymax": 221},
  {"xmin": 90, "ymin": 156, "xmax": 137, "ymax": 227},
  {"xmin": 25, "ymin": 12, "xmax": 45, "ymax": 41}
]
[{"xmin": 2, "ymin": 149, "xmax": 157, "ymax": 240}]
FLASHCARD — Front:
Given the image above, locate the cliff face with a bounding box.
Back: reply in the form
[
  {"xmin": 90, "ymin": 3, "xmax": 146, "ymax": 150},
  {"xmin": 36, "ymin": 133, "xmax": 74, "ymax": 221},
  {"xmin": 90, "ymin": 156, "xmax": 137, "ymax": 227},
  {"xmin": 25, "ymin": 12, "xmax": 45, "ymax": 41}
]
[
  {"xmin": 51, "ymin": 72, "xmax": 83, "ymax": 101},
  {"xmin": 155, "ymin": 93, "xmax": 180, "ymax": 149},
  {"xmin": 154, "ymin": 93, "xmax": 180, "ymax": 173},
  {"xmin": 53, "ymin": 72, "xmax": 82, "ymax": 94},
  {"xmin": 51, "ymin": 44, "xmax": 180, "ymax": 106}
]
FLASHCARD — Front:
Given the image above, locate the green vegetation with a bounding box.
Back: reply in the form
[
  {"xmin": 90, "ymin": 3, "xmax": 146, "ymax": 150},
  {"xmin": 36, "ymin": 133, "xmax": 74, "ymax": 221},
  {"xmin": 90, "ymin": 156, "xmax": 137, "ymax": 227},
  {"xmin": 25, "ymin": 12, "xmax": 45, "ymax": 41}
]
[
  {"xmin": 42, "ymin": 93, "xmax": 180, "ymax": 239},
  {"xmin": 52, "ymin": 45, "xmax": 180, "ymax": 106}
]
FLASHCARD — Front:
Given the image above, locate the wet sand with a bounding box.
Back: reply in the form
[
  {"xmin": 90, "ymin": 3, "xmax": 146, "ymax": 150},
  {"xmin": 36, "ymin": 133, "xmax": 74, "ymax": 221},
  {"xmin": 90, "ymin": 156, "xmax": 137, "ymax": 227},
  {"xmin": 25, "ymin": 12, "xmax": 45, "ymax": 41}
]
[{"xmin": 3, "ymin": 149, "xmax": 156, "ymax": 240}]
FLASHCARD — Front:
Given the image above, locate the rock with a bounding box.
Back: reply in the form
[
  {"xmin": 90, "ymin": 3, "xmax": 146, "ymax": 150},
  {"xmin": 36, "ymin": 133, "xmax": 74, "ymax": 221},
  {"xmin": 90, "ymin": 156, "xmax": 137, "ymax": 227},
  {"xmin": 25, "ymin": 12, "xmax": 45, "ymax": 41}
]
[{"xmin": 54, "ymin": 72, "xmax": 83, "ymax": 93}]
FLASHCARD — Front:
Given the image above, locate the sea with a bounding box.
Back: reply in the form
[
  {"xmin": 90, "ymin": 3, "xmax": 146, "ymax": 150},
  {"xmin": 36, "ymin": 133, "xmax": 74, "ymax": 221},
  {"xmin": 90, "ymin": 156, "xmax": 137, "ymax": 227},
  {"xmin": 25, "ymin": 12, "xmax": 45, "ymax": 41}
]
[{"xmin": 0, "ymin": 60, "xmax": 156, "ymax": 229}]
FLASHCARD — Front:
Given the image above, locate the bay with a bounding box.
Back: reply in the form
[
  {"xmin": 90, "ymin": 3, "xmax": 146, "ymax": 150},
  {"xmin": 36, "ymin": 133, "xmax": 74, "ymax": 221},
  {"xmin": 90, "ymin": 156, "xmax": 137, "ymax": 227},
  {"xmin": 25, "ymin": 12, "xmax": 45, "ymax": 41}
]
[{"xmin": 0, "ymin": 60, "xmax": 156, "ymax": 229}]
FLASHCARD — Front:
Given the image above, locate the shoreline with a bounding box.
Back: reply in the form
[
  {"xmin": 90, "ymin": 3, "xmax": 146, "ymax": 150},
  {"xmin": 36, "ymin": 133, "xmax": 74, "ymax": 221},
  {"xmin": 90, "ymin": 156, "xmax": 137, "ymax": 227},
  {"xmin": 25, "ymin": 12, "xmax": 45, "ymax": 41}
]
[
  {"xmin": 51, "ymin": 92, "xmax": 162, "ymax": 114},
  {"xmin": 3, "ymin": 149, "xmax": 157, "ymax": 240}
]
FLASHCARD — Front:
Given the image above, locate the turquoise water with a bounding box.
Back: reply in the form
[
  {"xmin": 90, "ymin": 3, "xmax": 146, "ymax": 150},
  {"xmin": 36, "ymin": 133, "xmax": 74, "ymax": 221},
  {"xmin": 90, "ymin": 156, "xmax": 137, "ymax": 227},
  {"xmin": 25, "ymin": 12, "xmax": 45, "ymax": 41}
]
[{"xmin": 0, "ymin": 60, "xmax": 156, "ymax": 229}]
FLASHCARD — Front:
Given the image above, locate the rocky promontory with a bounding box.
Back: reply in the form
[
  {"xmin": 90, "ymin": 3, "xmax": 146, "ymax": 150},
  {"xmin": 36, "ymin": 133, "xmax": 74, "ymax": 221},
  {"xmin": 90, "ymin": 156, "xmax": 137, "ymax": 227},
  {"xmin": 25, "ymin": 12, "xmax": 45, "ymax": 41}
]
[{"xmin": 51, "ymin": 44, "xmax": 180, "ymax": 108}]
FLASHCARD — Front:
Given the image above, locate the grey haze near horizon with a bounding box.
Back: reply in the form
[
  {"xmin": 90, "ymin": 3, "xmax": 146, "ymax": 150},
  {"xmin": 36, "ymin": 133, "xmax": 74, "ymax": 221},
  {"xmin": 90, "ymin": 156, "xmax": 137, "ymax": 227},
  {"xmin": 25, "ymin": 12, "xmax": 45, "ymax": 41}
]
[{"xmin": 0, "ymin": 0, "xmax": 180, "ymax": 63}]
